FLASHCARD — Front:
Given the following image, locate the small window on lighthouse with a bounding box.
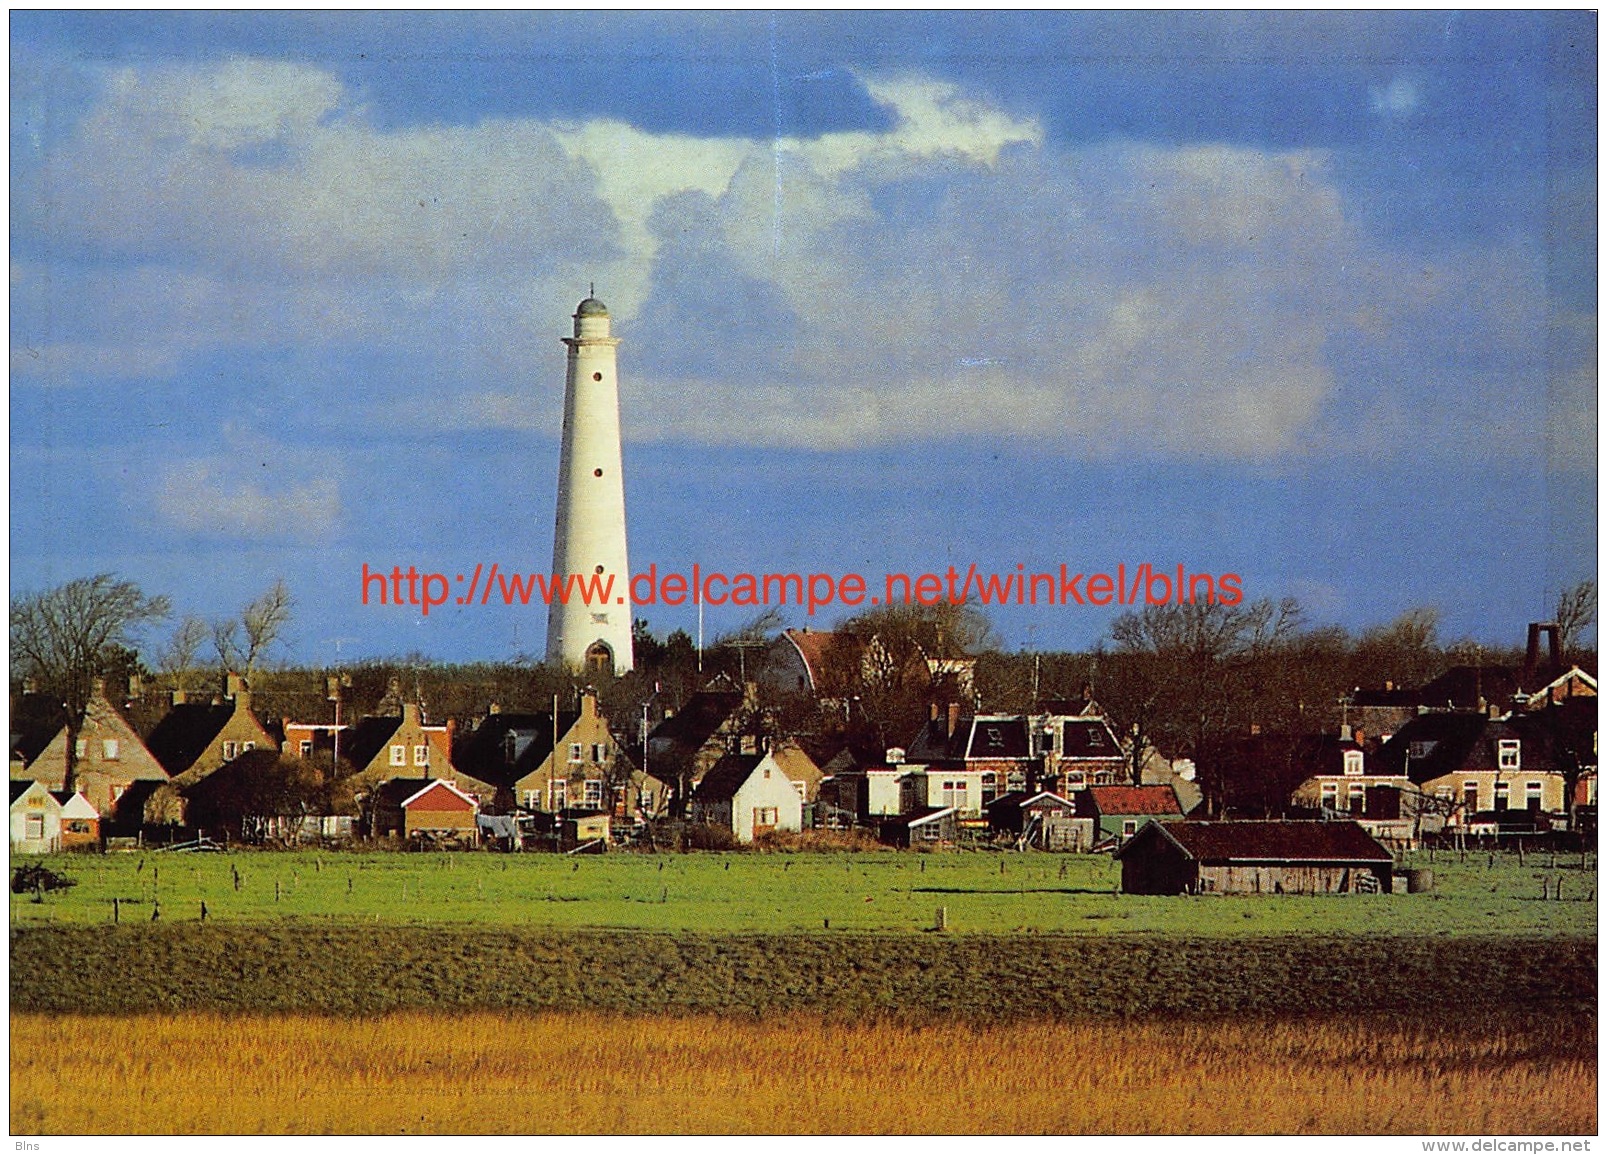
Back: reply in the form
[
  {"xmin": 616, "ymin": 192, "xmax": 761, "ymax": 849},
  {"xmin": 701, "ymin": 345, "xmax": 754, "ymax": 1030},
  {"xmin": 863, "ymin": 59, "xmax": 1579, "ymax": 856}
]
[
  {"xmin": 593, "ymin": 468, "xmax": 603, "ymax": 477},
  {"xmin": 593, "ymin": 372, "xmax": 603, "ymax": 381}
]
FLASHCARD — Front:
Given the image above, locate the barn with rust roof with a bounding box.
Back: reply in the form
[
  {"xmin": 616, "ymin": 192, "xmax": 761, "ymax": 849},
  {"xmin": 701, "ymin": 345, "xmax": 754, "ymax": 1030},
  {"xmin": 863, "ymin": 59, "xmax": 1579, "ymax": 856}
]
[{"xmin": 1115, "ymin": 820, "xmax": 1394, "ymax": 896}]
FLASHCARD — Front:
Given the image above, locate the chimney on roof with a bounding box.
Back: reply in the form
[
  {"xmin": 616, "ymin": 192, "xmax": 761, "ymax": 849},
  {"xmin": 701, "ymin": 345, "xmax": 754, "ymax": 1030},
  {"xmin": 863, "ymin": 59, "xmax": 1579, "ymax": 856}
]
[
  {"xmin": 1339, "ymin": 723, "xmax": 1352, "ymax": 742},
  {"xmin": 402, "ymin": 701, "xmax": 420, "ymax": 726},
  {"xmin": 929, "ymin": 703, "xmax": 939, "ymax": 722},
  {"xmin": 1524, "ymin": 622, "xmax": 1562, "ymax": 688},
  {"xmin": 127, "ymin": 673, "xmax": 142, "ymax": 701},
  {"xmin": 579, "ymin": 688, "xmax": 597, "ymax": 718},
  {"xmin": 946, "ymin": 702, "xmax": 961, "ymax": 739},
  {"xmin": 225, "ymin": 672, "xmax": 250, "ymax": 710},
  {"xmin": 91, "ymin": 677, "xmax": 107, "ymax": 699},
  {"xmin": 1354, "ymin": 728, "xmax": 1365, "ymax": 747}
]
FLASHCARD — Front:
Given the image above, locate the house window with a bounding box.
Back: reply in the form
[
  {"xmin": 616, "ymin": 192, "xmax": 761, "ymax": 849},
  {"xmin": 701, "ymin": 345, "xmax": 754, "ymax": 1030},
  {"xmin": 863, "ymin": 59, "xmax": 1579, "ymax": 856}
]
[
  {"xmin": 243, "ymin": 741, "xmax": 254, "ymax": 753},
  {"xmin": 583, "ymin": 780, "xmax": 602, "ymax": 809},
  {"xmin": 1342, "ymin": 750, "xmax": 1363, "ymax": 776},
  {"xmin": 1122, "ymin": 819, "xmax": 1138, "ymax": 837},
  {"xmin": 75, "ymin": 739, "xmax": 87, "ymax": 759},
  {"xmin": 1321, "ymin": 782, "xmax": 1338, "ymax": 808},
  {"xmin": 390, "ymin": 745, "xmax": 406, "ymax": 767},
  {"xmin": 1463, "ymin": 781, "xmax": 1479, "ymax": 815},
  {"xmin": 569, "ymin": 743, "xmax": 583, "ymax": 763},
  {"xmin": 299, "ymin": 740, "xmax": 313, "ymax": 758},
  {"xmin": 414, "ymin": 745, "xmax": 429, "ymax": 767},
  {"xmin": 549, "ymin": 780, "xmax": 567, "ymax": 810},
  {"xmin": 25, "ymin": 815, "xmax": 43, "ymax": 840},
  {"xmin": 1409, "ymin": 740, "xmax": 1437, "ymax": 760},
  {"xmin": 793, "ymin": 779, "xmax": 807, "ymax": 799},
  {"xmin": 1525, "ymin": 780, "xmax": 1543, "ymax": 809},
  {"xmin": 222, "ymin": 741, "xmax": 238, "ymax": 761},
  {"xmin": 522, "ymin": 790, "xmax": 540, "ymax": 810},
  {"xmin": 592, "ymin": 743, "xmax": 608, "ymax": 763},
  {"xmin": 1348, "ymin": 784, "xmax": 1365, "ymax": 812},
  {"xmin": 754, "ymin": 806, "xmax": 779, "ymax": 828},
  {"xmin": 1039, "ymin": 731, "xmax": 1056, "ymax": 755},
  {"xmin": 102, "ymin": 739, "xmax": 120, "ymax": 761},
  {"xmin": 1494, "ymin": 781, "xmax": 1510, "ymax": 811},
  {"xmin": 1497, "ymin": 739, "xmax": 1520, "ymax": 771}
]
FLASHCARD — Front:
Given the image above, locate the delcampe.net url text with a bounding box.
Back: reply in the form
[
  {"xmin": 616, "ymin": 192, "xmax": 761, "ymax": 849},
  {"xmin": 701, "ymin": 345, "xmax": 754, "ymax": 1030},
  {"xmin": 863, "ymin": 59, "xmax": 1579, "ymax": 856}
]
[{"xmin": 360, "ymin": 563, "xmax": 1244, "ymax": 617}]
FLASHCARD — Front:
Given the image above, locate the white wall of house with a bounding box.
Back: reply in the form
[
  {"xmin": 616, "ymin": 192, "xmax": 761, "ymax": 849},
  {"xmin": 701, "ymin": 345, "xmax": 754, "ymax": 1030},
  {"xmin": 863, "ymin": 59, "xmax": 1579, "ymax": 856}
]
[
  {"xmin": 901, "ymin": 769, "xmax": 990, "ymax": 816},
  {"xmin": 866, "ymin": 770, "xmax": 905, "ymax": 817},
  {"xmin": 731, "ymin": 755, "xmax": 804, "ymax": 842},
  {"xmin": 10, "ymin": 782, "xmax": 63, "ymax": 854}
]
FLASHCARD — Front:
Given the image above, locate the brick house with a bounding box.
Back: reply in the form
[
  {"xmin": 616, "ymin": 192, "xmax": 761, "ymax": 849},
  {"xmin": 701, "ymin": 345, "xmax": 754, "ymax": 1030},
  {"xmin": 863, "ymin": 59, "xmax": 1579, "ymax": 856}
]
[
  {"xmin": 144, "ymin": 673, "xmax": 279, "ymax": 788},
  {"xmin": 16, "ymin": 678, "xmax": 169, "ymax": 819}
]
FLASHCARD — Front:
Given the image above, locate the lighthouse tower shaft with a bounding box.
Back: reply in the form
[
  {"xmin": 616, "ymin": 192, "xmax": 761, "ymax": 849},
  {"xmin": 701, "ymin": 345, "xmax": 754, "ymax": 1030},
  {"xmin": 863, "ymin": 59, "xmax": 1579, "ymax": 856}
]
[{"xmin": 546, "ymin": 297, "xmax": 634, "ymax": 674}]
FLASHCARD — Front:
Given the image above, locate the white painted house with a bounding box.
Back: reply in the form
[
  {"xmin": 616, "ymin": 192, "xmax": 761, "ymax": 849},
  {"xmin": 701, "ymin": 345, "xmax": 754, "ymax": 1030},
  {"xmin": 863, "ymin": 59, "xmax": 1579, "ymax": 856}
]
[
  {"xmin": 10, "ymin": 780, "xmax": 63, "ymax": 854},
  {"xmin": 689, "ymin": 752, "xmax": 804, "ymax": 843}
]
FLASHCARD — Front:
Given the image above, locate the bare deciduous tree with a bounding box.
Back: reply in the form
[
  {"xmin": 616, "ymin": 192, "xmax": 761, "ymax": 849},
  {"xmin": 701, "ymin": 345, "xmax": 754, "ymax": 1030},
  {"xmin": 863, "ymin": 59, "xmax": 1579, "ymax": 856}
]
[
  {"xmin": 1554, "ymin": 579, "xmax": 1596, "ymax": 657},
  {"xmin": 158, "ymin": 614, "xmax": 211, "ymax": 692},
  {"xmin": 213, "ymin": 579, "xmax": 294, "ymax": 678},
  {"xmin": 10, "ymin": 574, "xmax": 169, "ymax": 788}
]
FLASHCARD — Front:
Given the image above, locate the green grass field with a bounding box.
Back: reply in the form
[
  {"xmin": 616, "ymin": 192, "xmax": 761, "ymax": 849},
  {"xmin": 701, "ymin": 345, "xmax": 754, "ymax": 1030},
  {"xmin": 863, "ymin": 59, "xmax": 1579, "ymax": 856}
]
[{"xmin": 8, "ymin": 846, "xmax": 1595, "ymax": 936}]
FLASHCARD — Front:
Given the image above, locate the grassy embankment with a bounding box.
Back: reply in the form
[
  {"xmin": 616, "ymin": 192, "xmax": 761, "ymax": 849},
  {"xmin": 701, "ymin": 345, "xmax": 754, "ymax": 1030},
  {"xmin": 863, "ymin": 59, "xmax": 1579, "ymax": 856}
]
[{"xmin": 7, "ymin": 847, "xmax": 1596, "ymax": 936}]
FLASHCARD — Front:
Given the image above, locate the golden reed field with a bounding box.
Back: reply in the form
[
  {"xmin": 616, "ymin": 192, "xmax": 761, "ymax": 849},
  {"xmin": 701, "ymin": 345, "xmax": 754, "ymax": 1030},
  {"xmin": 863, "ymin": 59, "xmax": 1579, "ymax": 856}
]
[{"xmin": 12, "ymin": 1008, "xmax": 1595, "ymax": 1135}]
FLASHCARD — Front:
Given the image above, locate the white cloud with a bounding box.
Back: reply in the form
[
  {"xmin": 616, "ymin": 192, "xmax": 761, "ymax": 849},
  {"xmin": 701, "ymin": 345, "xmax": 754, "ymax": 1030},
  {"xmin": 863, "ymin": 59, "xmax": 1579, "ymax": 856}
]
[
  {"xmin": 15, "ymin": 55, "xmax": 1559, "ymax": 462},
  {"xmin": 155, "ymin": 429, "xmax": 341, "ymax": 540},
  {"xmin": 1369, "ymin": 76, "xmax": 1421, "ymax": 119}
]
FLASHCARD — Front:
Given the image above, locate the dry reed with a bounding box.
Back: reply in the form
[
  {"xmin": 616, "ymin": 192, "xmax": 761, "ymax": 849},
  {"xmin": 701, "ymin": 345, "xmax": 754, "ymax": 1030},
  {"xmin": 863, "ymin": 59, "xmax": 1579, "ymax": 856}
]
[{"xmin": 11, "ymin": 1009, "xmax": 1594, "ymax": 1135}]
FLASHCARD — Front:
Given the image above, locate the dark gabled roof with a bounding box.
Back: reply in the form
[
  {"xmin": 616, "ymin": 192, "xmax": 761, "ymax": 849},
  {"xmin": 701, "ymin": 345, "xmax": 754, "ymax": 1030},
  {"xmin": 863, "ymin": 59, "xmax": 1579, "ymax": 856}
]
[
  {"xmin": 1082, "ymin": 785, "xmax": 1182, "ymax": 817},
  {"xmin": 1060, "ymin": 718, "xmax": 1122, "ymax": 759},
  {"xmin": 966, "ymin": 718, "xmax": 1029, "ymax": 760},
  {"xmin": 144, "ymin": 702, "xmax": 238, "ymax": 775},
  {"xmin": 339, "ymin": 714, "xmax": 404, "ymax": 772},
  {"xmin": 985, "ymin": 790, "xmax": 1030, "ymax": 816},
  {"xmin": 651, "ymin": 689, "xmax": 745, "ymax": 751},
  {"xmin": 1376, "ymin": 712, "xmax": 1561, "ymax": 783},
  {"xmin": 690, "ymin": 754, "xmax": 763, "ymax": 804},
  {"xmin": 1119, "ymin": 819, "xmax": 1393, "ymax": 864},
  {"xmin": 907, "ymin": 715, "xmax": 1031, "ymax": 764},
  {"xmin": 372, "ymin": 777, "xmax": 435, "ymax": 808},
  {"xmin": 453, "ymin": 710, "xmax": 580, "ymax": 786}
]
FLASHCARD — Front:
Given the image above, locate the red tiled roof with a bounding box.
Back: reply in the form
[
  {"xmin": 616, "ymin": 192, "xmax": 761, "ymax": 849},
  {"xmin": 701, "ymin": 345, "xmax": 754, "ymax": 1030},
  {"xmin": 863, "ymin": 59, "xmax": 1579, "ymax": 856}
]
[
  {"xmin": 784, "ymin": 629, "xmax": 836, "ymax": 689},
  {"xmin": 1084, "ymin": 785, "xmax": 1181, "ymax": 816}
]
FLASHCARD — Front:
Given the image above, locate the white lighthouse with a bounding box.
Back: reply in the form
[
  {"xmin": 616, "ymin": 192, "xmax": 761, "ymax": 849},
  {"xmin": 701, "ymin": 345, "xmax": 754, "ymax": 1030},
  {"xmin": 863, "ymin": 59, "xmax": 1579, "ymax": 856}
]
[{"xmin": 545, "ymin": 293, "xmax": 634, "ymax": 675}]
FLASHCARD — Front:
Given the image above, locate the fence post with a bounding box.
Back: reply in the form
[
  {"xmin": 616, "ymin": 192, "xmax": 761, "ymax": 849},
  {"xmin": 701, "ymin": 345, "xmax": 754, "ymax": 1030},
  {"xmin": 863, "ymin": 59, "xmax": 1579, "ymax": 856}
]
[{"xmin": 935, "ymin": 906, "xmax": 948, "ymax": 932}]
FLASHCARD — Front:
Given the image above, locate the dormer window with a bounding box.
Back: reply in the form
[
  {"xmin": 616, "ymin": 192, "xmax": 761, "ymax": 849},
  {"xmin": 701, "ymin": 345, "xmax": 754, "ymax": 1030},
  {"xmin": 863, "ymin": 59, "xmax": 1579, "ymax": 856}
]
[
  {"xmin": 1497, "ymin": 739, "xmax": 1520, "ymax": 771},
  {"xmin": 1342, "ymin": 750, "xmax": 1363, "ymax": 776}
]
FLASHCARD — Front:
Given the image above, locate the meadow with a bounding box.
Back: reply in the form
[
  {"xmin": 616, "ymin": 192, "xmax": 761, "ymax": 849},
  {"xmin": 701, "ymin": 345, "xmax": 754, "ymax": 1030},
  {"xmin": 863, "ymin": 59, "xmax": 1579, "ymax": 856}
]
[
  {"xmin": 7, "ymin": 846, "xmax": 1597, "ymax": 937},
  {"xmin": 12, "ymin": 1006, "xmax": 1595, "ymax": 1134}
]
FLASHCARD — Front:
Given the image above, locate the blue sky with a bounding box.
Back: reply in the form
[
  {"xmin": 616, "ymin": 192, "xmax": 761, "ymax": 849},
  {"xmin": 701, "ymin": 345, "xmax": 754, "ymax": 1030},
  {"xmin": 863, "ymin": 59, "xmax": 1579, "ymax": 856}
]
[{"xmin": 10, "ymin": 11, "xmax": 1598, "ymax": 666}]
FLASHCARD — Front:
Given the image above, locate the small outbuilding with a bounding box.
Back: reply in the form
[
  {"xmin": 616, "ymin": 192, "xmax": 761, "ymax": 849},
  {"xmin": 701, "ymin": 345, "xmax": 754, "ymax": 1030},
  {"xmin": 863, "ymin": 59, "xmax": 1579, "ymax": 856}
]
[
  {"xmin": 1115, "ymin": 819, "xmax": 1395, "ymax": 896},
  {"xmin": 985, "ymin": 791, "xmax": 1092, "ymax": 850},
  {"xmin": 1077, "ymin": 785, "xmax": 1185, "ymax": 845},
  {"xmin": 52, "ymin": 791, "xmax": 100, "ymax": 850},
  {"xmin": 370, "ymin": 777, "xmax": 479, "ymax": 844},
  {"xmin": 879, "ymin": 806, "xmax": 959, "ymax": 848}
]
